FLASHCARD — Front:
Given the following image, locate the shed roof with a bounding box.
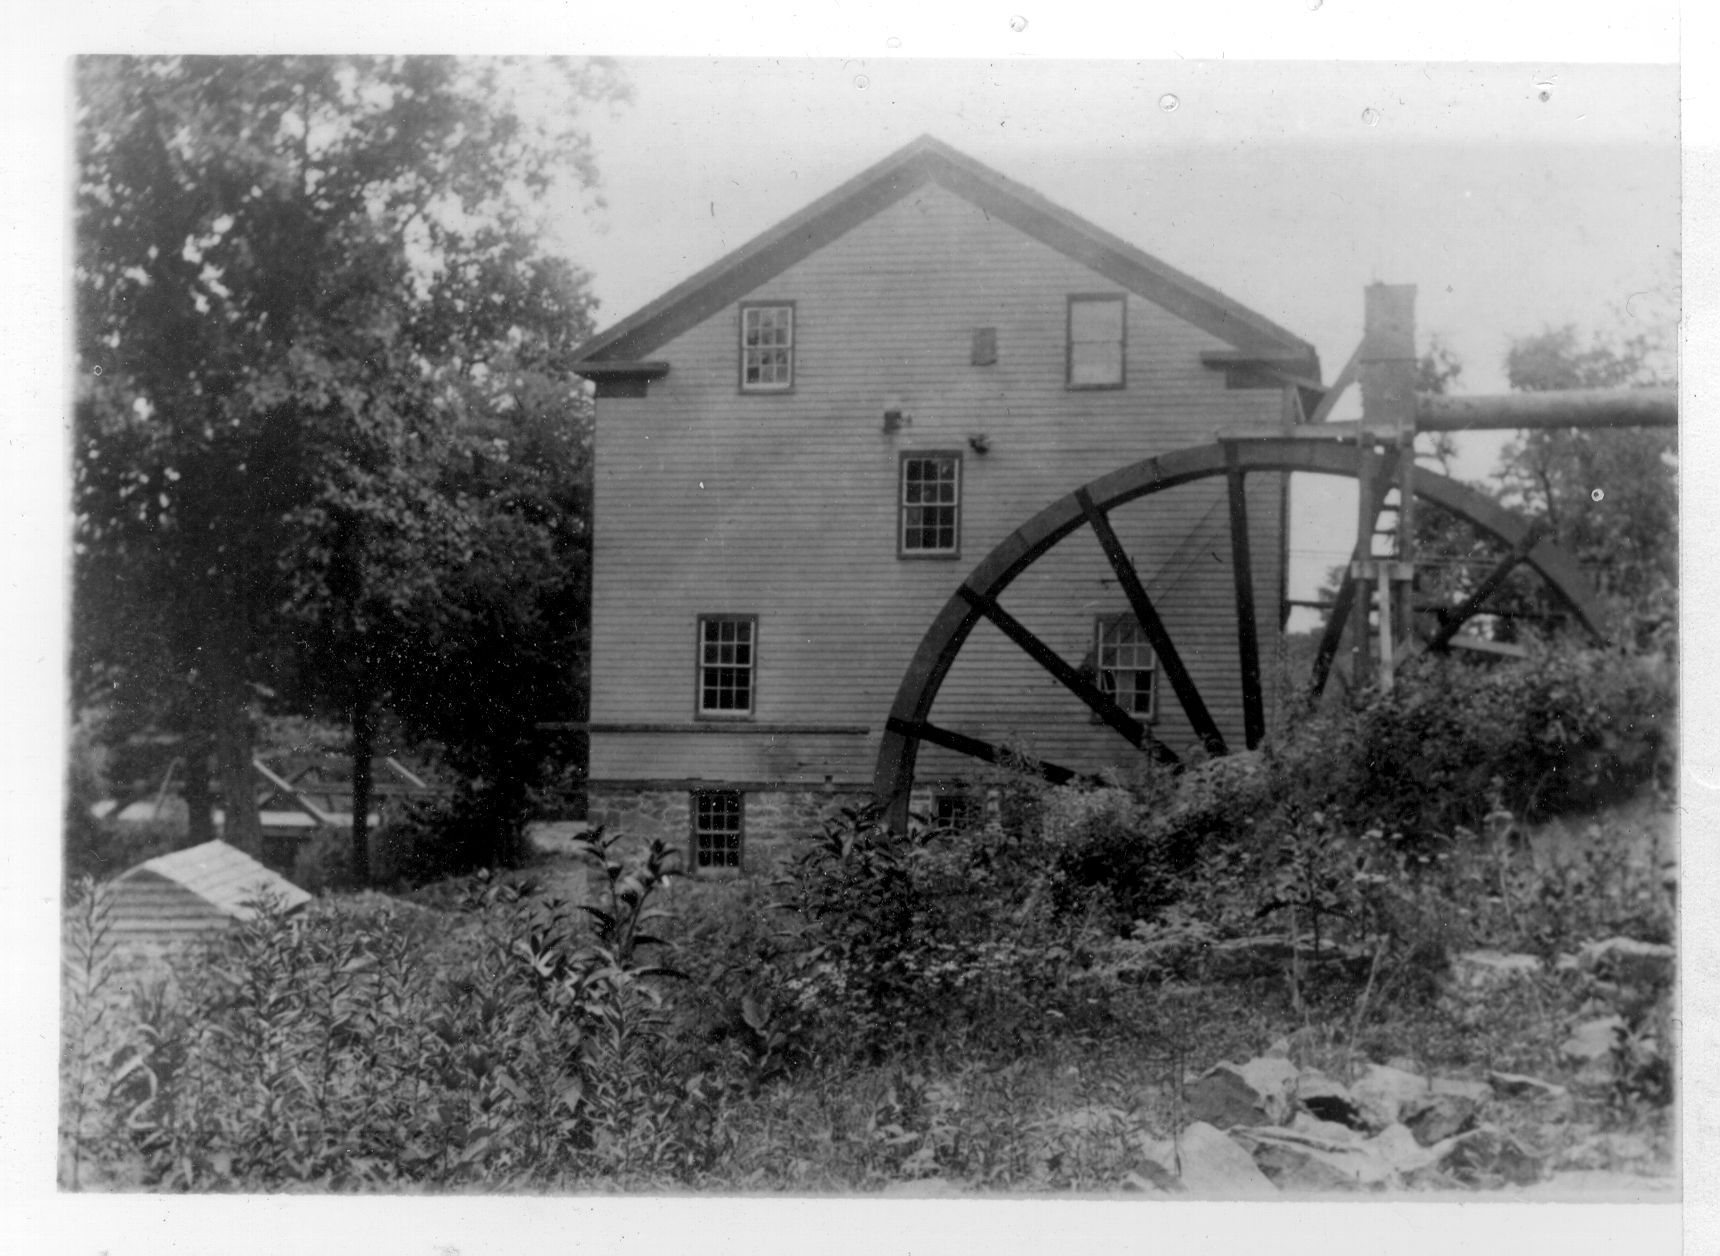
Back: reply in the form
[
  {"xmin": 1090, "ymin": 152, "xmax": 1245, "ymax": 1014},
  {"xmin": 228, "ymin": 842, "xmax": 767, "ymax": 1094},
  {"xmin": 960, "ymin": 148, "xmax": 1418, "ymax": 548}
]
[
  {"xmin": 117, "ymin": 840, "xmax": 312, "ymax": 920},
  {"xmin": 572, "ymin": 134, "xmax": 1319, "ymax": 376}
]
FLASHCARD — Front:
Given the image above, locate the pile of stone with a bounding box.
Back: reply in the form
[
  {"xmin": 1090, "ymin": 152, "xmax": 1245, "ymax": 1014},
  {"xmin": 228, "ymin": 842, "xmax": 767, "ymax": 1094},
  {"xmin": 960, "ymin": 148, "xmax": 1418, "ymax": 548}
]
[
  {"xmin": 1127, "ymin": 934, "xmax": 1675, "ymax": 1197},
  {"xmin": 1130, "ymin": 1054, "xmax": 1549, "ymax": 1195}
]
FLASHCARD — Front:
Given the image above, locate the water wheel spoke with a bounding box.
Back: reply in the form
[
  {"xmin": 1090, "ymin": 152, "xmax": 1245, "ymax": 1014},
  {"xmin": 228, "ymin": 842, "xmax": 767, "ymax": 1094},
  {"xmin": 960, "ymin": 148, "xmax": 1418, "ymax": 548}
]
[
  {"xmin": 1428, "ymin": 520, "xmax": 1550, "ymax": 650},
  {"xmin": 1075, "ymin": 486, "xmax": 1226, "ymax": 757},
  {"xmin": 884, "ymin": 716, "xmax": 1088, "ymax": 785},
  {"xmin": 955, "ymin": 584, "xmax": 1178, "ymax": 765},
  {"xmin": 1225, "ymin": 447, "xmax": 1265, "ymax": 749}
]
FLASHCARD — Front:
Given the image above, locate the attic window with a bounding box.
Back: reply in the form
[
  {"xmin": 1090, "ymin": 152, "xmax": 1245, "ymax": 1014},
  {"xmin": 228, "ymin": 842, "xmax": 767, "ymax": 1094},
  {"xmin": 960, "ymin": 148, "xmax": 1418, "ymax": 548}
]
[
  {"xmin": 1068, "ymin": 295, "xmax": 1126, "ymax": 389},
  {"xmin": 740, "ymin": 303, "xmax": 794, "ymax": 391}
]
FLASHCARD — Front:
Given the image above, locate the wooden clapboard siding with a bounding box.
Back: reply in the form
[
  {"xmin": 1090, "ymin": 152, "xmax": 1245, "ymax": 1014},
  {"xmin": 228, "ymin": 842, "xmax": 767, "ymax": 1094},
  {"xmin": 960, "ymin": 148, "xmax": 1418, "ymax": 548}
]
[{"xmin": 590, "ymin": 180, "xmax": 1288, "ymax": 787}]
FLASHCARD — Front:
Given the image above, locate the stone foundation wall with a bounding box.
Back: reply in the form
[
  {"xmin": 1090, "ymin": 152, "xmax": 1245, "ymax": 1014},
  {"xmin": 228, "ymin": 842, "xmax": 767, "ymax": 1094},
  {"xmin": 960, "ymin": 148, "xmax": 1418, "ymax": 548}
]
[{"xmin": 587, "ymin": 785, "xmax": 873, "ymax": 877}]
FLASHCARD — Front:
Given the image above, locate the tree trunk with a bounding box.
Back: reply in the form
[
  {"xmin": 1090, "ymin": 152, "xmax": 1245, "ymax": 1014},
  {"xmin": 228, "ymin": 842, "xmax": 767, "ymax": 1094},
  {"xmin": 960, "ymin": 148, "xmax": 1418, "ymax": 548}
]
[
  {"xmin": 207, "ymin": 650, "xmax": 262, "ymax": 854},
  {"xmin": 183, "ymin": 725, "xmax": 216, "ymax": 847},
  {"xmin": 350, "ymin": 689, "xmax": 374, "ymax": 886}
]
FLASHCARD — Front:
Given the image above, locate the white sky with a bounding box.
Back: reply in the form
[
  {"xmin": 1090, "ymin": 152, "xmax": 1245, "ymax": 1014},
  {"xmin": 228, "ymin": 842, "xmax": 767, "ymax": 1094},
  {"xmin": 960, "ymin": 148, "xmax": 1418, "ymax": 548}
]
[
  {"xmin": 549, "ymin": 59, "xmax": 1680, "ymax": 620},
  {"xmin": 3, "ymin": 3, "xmax": 1714, "ymax": 1254}
]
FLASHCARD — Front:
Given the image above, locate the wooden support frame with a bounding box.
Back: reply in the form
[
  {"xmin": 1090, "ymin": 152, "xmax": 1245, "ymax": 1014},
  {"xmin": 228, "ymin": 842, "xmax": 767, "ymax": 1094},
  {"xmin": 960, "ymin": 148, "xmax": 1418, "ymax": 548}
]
[
  {"xmin": 884, "ymin": 716, "xmax": 1091, "ymax": 786},
  {"xmin": 1308, "ymin": 445, "xmax": 1400, "ymax": 702}
]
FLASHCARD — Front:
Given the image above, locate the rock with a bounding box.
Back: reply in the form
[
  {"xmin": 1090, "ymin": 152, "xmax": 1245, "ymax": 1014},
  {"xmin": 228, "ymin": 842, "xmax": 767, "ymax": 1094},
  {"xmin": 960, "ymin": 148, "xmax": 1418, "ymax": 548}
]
[
  {"xmin": 1288, "ymin": 1111, "xmax": 1364, "ymax": 1145},
  {"xmin": 1487, "ymin": 1070, "xmax": 1569, "ymax": 1102},
  {"xmin": 1366, "ymin": 1123, "xmax": 1443, "ymax": 1174},
  {"xmin": 1561, "ymin": 1016, "xmax": 1626, "ymax": 1084},
  {"xmin": 1171, "ymin": 1121, "xmax": 1280, "ymax": 1198},
  {"xmin": 1185, "ymin": 1058, "xmax": 1298, "ymax": 1128},
  {"xmin": 1435, "ymin": 1125, "xmax": 1542, "ymax": 1187},
  {"xmin": 1293, "ymin": 1072, "xmax": 1367, "ymax": 1128},
  {"xmin": 1349, "ymin": 1062, "xmax": 1431, "ymax": 1128},
  {"xmin": 1580, "ymin": 937, "xmax": 1676, "ymax": 988},
  {"xmin": 1555, "ymin": 952, "xmax": 1582, "ymax": 973},
  {"xmin": 1248, "ymin": 1140, "xmax": 1365, "ymax": 1192},
  {"xmin": 1452, "ymin": 950, "xmax": 1544, "ymax": 989},
  {"xmin": 1385, "ymin": 1056, "xmax": 1422, "ymax": 1075},
  {"xmin": 1235, "ymin": 1125, "xmax": 1394, "ymax": 1191},
  {"xmin": 1429, "ymin": 1075, "xmax": 1492, "ymax": 1103},
  {"xmin": 1125, "ymin": 1160, "xmax": 1185, "ymax": 1194},
  {"xmin": 1403, "ymin": 1093, "xmax": 1479, "ymax": 1146}
]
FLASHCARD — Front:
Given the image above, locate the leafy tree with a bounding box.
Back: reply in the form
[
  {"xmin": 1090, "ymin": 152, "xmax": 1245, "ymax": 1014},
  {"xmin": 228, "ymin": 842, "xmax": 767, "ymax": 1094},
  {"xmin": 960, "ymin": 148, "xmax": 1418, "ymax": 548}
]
[
  {"xmin": 74, "ymin": 56, "xmax": 625, "ymax": 869},
  {"xmin": 1497, "ymin": 325, "xmax": 1677, "ymax": 648}
]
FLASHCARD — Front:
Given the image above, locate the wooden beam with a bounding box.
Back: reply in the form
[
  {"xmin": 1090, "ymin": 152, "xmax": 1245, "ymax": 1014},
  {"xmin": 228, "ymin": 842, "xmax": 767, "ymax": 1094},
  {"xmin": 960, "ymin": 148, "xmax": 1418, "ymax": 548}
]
[
  {"xmin": 251, "ymin": 758, "xmax": 337, "ymax": 827},
  {"xmin": 1427, "ymin": 522, "xmax": 1550, "ymax": 652},
  {"xmin": 1224, "ymin": 446, "xmax": 1265, "ymax": 748},
  {"xmin": 884, "ymin": 716, "xmax": 1088, "ymax": 785},
  {"xmin": 1076, "ymin": 487, "xmax": 1225, "ymax": 757},
  {"xmin": 1417, "ymin": 388, "xmax": 1676, "ymax": 432},
  {"xmin": 1307, "ymin": 341, "xmax": 1364, "ymax": 424},
  {"xmin": 956, "ymin": 585, "xmax": 1178, "ymax": 766}
]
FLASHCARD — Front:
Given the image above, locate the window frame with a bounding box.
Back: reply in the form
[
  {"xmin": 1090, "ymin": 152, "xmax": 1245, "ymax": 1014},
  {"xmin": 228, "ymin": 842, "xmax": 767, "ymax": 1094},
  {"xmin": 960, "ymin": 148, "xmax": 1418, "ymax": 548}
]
[
  {"xmin": 897, "ymin": 450, "xmax": 964, "ymax": 560},
  {"xmin": 694, "ymin": 613, "xmax": 759, "ymax": 721},
  {"xmin": 1093, "ymin": 613, "xmax": 1158, "ymax": 721},
  {"xmin": 1066, "ymin": 293, "xmax": 1128, "ymax": 391},
  {"xmin": 932, "ymin": 790, "xmax": 982, "ymax": 831},
  {"xmin": 690, "ymin": 789, "xmax": 745, "ymax": 872},
  {"xmin": 738, "ymin": 301, "xmax": 797, "ymax": 394}
]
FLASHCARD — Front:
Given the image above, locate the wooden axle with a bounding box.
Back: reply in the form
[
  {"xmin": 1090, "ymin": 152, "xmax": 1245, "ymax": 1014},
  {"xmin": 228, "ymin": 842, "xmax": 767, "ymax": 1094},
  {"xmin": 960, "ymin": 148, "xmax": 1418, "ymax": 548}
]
[{"xmin": 1417, "ymin": 388, "xmax": 1676, "ymax": 432}]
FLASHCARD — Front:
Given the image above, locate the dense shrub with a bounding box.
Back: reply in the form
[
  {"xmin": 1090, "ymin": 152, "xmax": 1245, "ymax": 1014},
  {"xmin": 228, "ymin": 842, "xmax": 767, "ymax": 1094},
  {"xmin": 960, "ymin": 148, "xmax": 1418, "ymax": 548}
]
[{"xmin": 61, "ymin": 837, "xmax": 707, "ymax": 1191}]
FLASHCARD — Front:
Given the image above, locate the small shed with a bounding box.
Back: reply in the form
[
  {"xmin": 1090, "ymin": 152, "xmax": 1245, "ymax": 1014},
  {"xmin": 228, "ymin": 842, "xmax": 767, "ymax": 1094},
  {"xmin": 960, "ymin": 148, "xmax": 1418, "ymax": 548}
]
[{"xmin": 106, "ymin": 840, "xmax": 313, "ymax": 944}]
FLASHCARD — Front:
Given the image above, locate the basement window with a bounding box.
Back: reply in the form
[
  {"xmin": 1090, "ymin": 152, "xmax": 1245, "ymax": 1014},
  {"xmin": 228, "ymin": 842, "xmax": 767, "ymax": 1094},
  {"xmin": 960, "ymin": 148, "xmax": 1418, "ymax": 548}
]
[
  {"xmin": 933, "ymin": 792, "xmax": 982, "ymax": 830},
  {"xmin": 692, "ymin": 790, "xmax": 743, "ymax": 870},
  {"xmin": 740, "ymin": 302, "xmax": 794, "ymax": 391},
  {"xmin": 697, "ymin": 615, "xmax": 757, "ymax": 717},
  {"xmin": 1068, "ymin": 294, "xmax": 1126, "ymax": 389},
  {"xmin": 899, "ymin": 453, "xmax": 962, "ymax": 557},
  {"xmin": 1095, "ymin": 615, "xmax": 1156, "ymax": 718}
]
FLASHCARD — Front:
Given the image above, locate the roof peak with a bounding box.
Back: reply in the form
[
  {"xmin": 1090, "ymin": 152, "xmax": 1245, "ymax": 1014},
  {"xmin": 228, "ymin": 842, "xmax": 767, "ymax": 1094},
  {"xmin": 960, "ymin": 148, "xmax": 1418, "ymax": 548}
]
[{"xmin": 574, "ymin": 135, "xmax": 1317, "ymax": 373}]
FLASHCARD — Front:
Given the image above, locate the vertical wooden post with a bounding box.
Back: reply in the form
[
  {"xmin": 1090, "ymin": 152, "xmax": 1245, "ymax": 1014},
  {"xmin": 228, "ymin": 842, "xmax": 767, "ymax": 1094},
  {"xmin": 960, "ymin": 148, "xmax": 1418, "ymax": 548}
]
[
  {"xmin": 1351, "ymin": 445, "xmax": 1375, "ymax": 686},
  {"xmin": 1356, "ymin": 283, "xmax": 1418, "ymax": 689},
  {"xmin": 1396, "ymin": 442, "xmax": 1417, "ymax": 650},
  {"xmin": 1375, "ymin": 563, "xmax": 1395, "ymax": 691}
]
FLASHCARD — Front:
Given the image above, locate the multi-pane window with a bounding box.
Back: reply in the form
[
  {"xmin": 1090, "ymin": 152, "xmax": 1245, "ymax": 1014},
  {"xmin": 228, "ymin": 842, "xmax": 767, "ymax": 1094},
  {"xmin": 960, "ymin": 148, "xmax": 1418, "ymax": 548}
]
[
  {"xmin": 1068, "ymin": 294, "xmax": 1126, "ymax": 388},
  {"xmin": 933, "ymin": 792, "xmax": 981, "ymax": 831},
  {"xmin": 1096, "ymin": 616, "xmax": 1156, "ymax": 717},
  {"xmin": 697, "ymin": 616, "xmax": 756, "ymax": 716},
  {"xmin": 900, "ymin": 454, "xmax": 961, "ymax": 556},
  {"xmin": 741, "ymin": 303, "xmax": 794, "ymax": 391},
  {"xmin": 693, "ymin": 790, "xmax": 743, "ymax": 869}
]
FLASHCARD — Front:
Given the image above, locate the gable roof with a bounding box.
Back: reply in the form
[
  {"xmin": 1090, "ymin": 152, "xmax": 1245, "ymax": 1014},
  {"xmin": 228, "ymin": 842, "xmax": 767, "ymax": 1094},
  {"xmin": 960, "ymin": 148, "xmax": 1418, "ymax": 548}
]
[
  {"xmin": 572, "ymin": 134, "xmax": 1319, "ymax": 375},
  {"xmin": 117, "ymin": 840, "xmax": 312, "ymax": 920}
]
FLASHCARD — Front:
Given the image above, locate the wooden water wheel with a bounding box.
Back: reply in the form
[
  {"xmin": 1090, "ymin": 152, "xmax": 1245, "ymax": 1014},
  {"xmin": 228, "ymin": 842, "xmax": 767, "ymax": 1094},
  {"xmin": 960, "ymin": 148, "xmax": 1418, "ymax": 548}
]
[{"xmin": 871, "ymin": 434, "xmax": 1610, "ymax": 830}]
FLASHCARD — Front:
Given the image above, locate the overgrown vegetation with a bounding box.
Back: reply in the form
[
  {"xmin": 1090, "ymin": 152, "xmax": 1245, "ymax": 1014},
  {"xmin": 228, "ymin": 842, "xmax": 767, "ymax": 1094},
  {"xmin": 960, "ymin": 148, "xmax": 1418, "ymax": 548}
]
[{"xmin": 62, "ymin": 640, "xmax": 1675, "ymax": 1192}]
